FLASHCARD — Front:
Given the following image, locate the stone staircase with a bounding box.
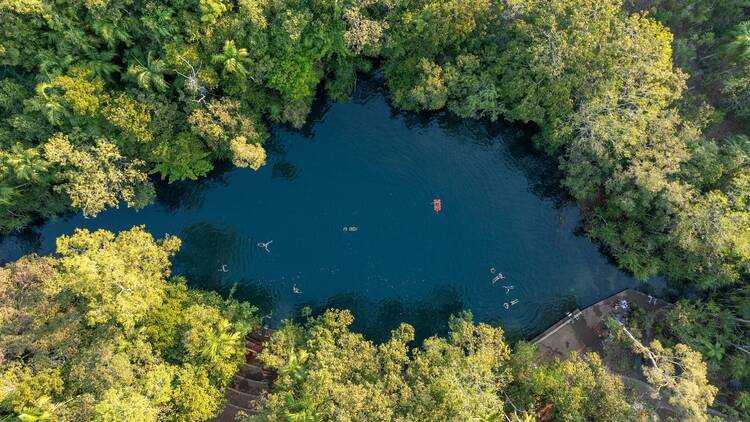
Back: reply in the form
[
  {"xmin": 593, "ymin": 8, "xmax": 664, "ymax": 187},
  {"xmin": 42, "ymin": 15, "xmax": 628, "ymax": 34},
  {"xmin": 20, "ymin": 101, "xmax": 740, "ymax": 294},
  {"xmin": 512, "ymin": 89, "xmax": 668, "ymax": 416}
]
[{"xmin": 211, "ymin": 328, "xmax": 276, "ymax": 422}]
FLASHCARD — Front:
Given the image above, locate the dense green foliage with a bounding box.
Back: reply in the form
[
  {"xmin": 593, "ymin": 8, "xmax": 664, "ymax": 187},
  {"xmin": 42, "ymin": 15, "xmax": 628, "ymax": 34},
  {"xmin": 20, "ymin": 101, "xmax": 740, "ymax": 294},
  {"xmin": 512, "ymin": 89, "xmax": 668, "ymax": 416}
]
[
  {"xmin": 0, "ymin": 227, "xmax": 257, "ymax": 421},
  {"xmin": 250, "ymin": 309, "xmax": 647, "ymax": 421},
  {"xmin": 2, "ymin": 0, "xmax": 750, "ymax": 419},
  {"xmin": 2, "ymin": 0, "xmax": 749, "ymax": 289},
  {"xmin": 617, "ymin": 294, "xmax": 750, "ymax": 419}
]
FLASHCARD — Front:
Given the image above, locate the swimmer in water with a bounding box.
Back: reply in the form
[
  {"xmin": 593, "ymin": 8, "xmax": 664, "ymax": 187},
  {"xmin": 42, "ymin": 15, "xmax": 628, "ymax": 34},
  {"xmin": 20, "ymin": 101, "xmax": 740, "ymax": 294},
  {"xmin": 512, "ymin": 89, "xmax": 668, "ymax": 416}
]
[
  {"xmin": 218, "ymin": 264, "xmax": 228, "ymax": 273},
  {"xmin": 491, "ymin": 273, "xmax": 505, "ymax": 284},
  {"xmin": 292, "ymin": 284, "xmax": 301, "ymax": 294},
  {"xmin": 510, "ymin": 299, "xmax": 519, "ymax": 306},
  {"xmin": 349, "ymin": 226, "xmax": 358, "ymax": 232},
  {"xmin": 490, "ymin": 267, "xmax": 497, "ymax": 274},
  {"xmin": 257, "ymin": 240, "xmax": 273, "ymax": 252},
  {"xmin": 502, "ymin": 285, "xmax": 514, "ymax": 294}
]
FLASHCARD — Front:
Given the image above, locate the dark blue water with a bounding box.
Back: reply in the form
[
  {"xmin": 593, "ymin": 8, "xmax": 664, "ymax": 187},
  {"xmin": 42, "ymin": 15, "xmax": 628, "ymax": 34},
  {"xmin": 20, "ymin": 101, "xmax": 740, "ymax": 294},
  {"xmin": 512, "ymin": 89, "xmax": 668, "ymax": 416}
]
[{"xmin": 0, "ymin": 83, "xmax": 638, "ymax": 341}]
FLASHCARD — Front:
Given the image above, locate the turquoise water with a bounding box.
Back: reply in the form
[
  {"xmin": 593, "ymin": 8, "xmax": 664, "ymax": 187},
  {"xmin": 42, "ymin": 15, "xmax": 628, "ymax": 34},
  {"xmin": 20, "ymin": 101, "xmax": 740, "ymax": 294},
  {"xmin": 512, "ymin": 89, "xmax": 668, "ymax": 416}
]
[{"xmin": 0, "ymin": 82, "xmax": 638, "ymax": 341}]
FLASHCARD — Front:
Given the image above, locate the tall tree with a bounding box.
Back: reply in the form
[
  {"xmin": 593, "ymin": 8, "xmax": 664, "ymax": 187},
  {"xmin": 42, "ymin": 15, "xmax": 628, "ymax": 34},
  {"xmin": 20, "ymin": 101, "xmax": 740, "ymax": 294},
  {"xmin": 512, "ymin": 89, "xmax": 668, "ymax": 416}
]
[{"xmin": 127, "ymin": 52, "xmax": 169, "ymax": 92}]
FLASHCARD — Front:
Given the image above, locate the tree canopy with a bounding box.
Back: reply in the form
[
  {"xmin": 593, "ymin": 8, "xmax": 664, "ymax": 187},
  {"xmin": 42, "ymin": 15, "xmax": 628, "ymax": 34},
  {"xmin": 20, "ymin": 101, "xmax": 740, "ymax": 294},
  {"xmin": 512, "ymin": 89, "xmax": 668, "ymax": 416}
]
[
  {"xmin": 2, "ymin": 0, "xmax": 748, "ymax": 290},
  {"xmin": 2, "ymin": 0, "xmax": 750, "ymax": 419},
  {"xmin": 0, "ymin": 227, "xmax": 258, "ymax": 421},
  {"xmin": 250, "ymin": 309, "xmax": 643, "ymax": 421}
]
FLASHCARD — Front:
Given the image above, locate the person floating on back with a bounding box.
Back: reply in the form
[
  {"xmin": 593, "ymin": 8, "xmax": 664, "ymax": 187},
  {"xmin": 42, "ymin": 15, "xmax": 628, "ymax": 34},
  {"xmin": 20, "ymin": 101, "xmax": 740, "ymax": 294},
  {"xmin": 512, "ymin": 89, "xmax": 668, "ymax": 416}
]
[
  {"xmin": 258, "ymin": 240, "xmax": 273, "ymax": 252},
  {"xmin": 492, "ymin": 272, "xmax": 505, "ymax": 284},
  {"xmin": 433, "ymin": 198, "xmax": 442, "ymax": 213}
]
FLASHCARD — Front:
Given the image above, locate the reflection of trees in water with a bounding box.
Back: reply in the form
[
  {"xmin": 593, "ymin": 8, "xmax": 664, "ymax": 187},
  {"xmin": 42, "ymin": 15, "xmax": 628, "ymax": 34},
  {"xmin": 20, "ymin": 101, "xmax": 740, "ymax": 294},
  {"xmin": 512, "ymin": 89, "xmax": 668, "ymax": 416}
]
[
  {"xmin": 392, "ymin": 107, "xmax": 568, "ymax": 206},
  {"xmin": 223, "ymin": 279, "xmax": 274, "ymax": 317},
  {"xmin": 297, "ymin": 87, "xmax": 332, "ymax": 139},
  {"xmin": 413, "ymin": 287, "xmax": 466, "ymax": 337},
  {"xmin": 303, "ymin": 286, "xmax": 465, "ymax": 344},
  {"xmin": 352, "ymin": 72, "xmax": 569, "ymax": 207},
  {"xmin": 153, "ymin": 161, "xmax": 233, "ymax": 212},
  {"xmin": 352, "ymin": 71, "xmax": 387, "ymax": 105},
  {"xmin": 262, "ymin": 135, "xmax": 300, "ymax": 182},
  {"xmin": 0, "ymin": 227, "xmax": 43, "ymax": 264},
  {"xmin": 294, "ymin": 288, "xmax": 586, "ymax": 344},
  {"xmin": 505, "ymin": 133, "xmax": 569, "ymax": 208}
]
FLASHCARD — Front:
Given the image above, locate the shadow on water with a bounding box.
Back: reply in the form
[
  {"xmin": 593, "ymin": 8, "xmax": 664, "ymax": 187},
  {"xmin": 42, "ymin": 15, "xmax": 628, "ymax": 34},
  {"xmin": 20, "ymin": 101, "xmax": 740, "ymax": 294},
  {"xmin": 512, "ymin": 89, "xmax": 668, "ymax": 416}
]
[
  {"xmin": 154, "ymin": 161, "xmax": 234, "ymax": 212},
  {"xmin": 302, "ymin": 286, "xmax": 466, "ymax": 344},
  {"xmin": 172, "ymin": 222, "xmax": 239, "ymax": 286},
  {"xmin": 505, "ymin": 133, "xmax": 570, "ymax": 208},
  {"xmin": 357, "ymin": 69, "xmax": 569, "ymax": 208},
  {"xmin": 263, "ymin": 135, "xmax": 300, "ymax": 181},
  {"xmin": 171, "ymin": 221, "xmax": 275, "ymax": 315},
  {"xmin": 297, "ymin": 86, "xmax": 333, "ymax": 139},
  {"xmin": 271, "ymin": 160, "xmax": 299, "ymax": 180},
  {"xmin": 0, "ymin": 227, "xmax": 42, "ymax": 265}
]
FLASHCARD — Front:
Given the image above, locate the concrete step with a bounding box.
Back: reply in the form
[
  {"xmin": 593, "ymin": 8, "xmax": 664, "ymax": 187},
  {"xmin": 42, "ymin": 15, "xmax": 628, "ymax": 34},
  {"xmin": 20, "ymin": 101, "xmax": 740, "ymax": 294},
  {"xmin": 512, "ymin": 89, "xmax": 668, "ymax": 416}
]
[
  {"xmin": 245, "ymin": 341, "xmax": 263, "ymax": 354},
  {"xmin": 232, "ymin": 375, "xmax": 269, "ymax": 395},
  {"xmin": 226, "ymin": 386, "xmax": 259, "ymax": 409},
  {"xmin": 238, "ymin": 363, "xmax": 267, "ymax": 381},
  {"xmin": 208, "ymin": 329, "xmax": 275, "ymax": 421},
  {"xmin": 212, "ymin": 403, "xmax": 255, "ymax": 422},
  {"xmin": 248, "ymin": 329, "xmax": 272, "ymax": 343},
  {"xmin": 246, "ymin": 350, "xmax": 264, "ymax": 365}
]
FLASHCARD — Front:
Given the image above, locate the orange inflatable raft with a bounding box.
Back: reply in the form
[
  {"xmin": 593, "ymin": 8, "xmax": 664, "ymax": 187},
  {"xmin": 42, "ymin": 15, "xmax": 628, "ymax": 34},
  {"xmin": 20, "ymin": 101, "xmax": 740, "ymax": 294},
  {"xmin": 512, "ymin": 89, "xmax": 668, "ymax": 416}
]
[{"xmin": 433, "ymin": 198, "xmax": 442, "ymax": 213}]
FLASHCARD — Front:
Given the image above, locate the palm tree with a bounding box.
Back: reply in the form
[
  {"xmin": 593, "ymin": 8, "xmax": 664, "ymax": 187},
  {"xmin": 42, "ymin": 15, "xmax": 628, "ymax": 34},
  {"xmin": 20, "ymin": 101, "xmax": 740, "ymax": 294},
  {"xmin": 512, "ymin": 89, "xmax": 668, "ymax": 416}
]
[
  {"xmin": 199, "ymin": 319, "xmax": 242, "ymax": 363},
  {"xmin": 84, "ymin": 51, "xmax": 121, "ymax": 81},
  {"xmin": 91, "ymin": 17, "xmax": 133, "ymax": 49},
  {"xmin": 6, "ymin": 144, "xmax": 48, "ymax": 186},
  {"xmin": 283, "ymin": 393, "xmax": 322, "ymax": 422},
  {"xmin": 127, "ymin": 52, "xmax": 168, "ymax": 92},
  {"xmin": 279, "ymin": 349, "xmax": 309, "ymax": 382},
  {"xmin": 212, "ymin": 40, "xmax": 251, "ymax": 77},
  {"xmin": 36, "ymin": 50, "xmax": 75, "ymax": 79},
  {"xmin": 702, "ymin": 339, "xmax": 725, "ymax": 363},
  {"xmin": 0, "ymin": 185, "xmax": 20, "ymax": 207},
  {"xmin": 31, "ymin": 83, "xmax": 66, "ymax": 126},
  {"xmin": 725, "ymin": 21, "xmax": 750, "ymax": 63}
]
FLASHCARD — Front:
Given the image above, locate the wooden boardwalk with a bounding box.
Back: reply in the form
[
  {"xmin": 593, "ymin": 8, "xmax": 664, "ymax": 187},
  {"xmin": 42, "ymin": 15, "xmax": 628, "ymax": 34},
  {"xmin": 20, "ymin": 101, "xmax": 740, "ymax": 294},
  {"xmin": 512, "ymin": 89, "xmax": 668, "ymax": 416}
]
[{"xmin": 210, "ymin": 328, "xmax": 276, "ymax": 422}]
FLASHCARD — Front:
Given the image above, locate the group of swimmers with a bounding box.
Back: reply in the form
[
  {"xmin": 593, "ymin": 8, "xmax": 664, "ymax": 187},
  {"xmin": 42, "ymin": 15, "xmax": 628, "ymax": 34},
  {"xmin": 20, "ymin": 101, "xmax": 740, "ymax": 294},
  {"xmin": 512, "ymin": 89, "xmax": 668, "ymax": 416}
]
[
  {"xmin": 224, "ymin": 235, "xmax": 524, "ymax": 304},
  {"xmin": 218, "ymin": 239, "xmax": 305, "ymax": 294},
  {"xmin": 490, "ymin": 267, "xmax": 520, "ymax": 310}
]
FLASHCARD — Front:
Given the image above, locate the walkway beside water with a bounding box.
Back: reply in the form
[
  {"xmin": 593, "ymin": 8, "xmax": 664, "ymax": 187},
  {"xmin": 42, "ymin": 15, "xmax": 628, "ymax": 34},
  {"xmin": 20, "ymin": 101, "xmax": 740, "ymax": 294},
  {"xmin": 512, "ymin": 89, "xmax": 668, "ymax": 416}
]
[
  {"xmin": 531, "ymin": 289, "xmax": 736, "ymax": 421},
  {"xmin": 530, "ymin": 288, "xmax": 668, "ymax": 359}
]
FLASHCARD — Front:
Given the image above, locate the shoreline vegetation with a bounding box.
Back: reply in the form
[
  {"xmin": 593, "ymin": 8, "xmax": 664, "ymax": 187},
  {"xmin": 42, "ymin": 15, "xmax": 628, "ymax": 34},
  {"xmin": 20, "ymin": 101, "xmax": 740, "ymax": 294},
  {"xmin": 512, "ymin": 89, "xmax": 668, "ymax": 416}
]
[{"xmin": 1, "ymin": 0, "xmax": 749, "ymax": 420}]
